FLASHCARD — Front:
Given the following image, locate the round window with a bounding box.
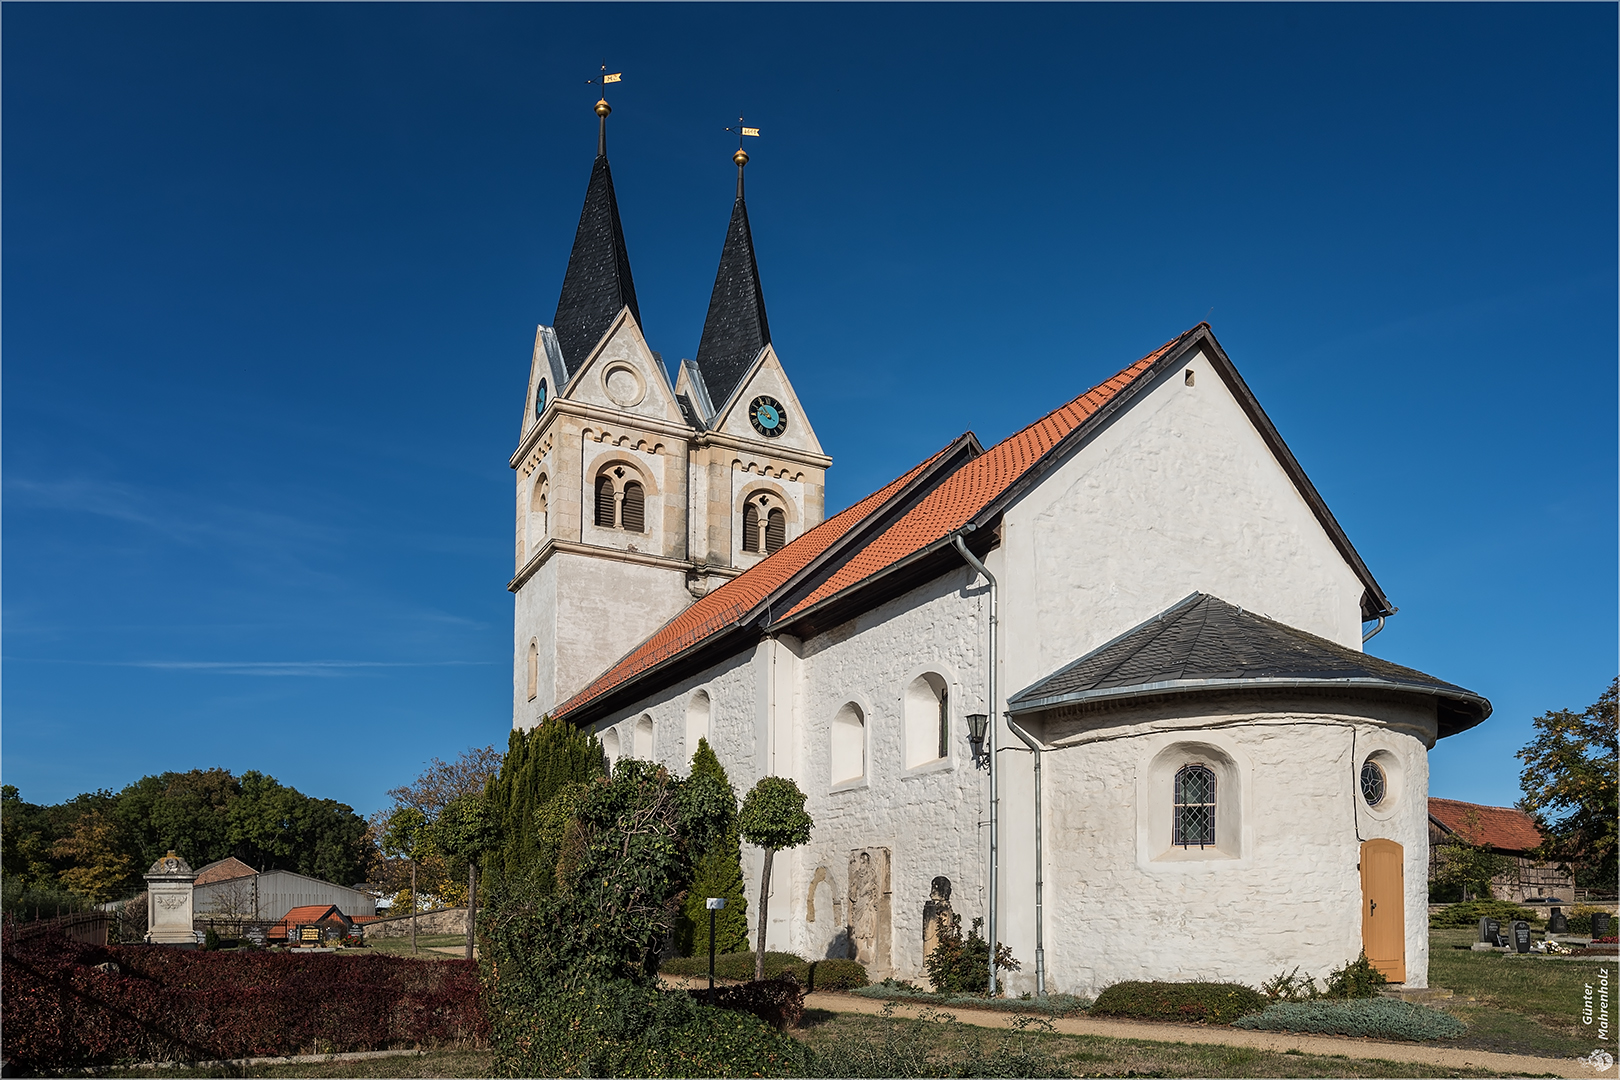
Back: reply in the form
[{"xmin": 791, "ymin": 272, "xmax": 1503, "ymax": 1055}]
[{"xmin": 1360, "ymin": 759, "xmax": 1387, "ymax": 807}]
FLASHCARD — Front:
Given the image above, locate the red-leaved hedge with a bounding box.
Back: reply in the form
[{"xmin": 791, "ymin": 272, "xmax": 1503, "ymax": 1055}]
[{"xmin": 2, "ymin": 930, "xmax": 487, "ymax": 1071}]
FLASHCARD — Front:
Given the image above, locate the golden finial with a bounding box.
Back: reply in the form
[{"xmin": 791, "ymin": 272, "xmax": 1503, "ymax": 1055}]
[
  {"xmin": 726, "ymin": 114, "xmax": 760, "ymax": 197},
  {"xmin": 585, "ymin": 63, "xmax": 622, "ymax": 155},
  {"xmin": 595, "ymin": 99, "xmax": 612, "ymax": 118},
  {"xmin": 733, "ymin": 148, "xmax": 749, "ymax": 167}
]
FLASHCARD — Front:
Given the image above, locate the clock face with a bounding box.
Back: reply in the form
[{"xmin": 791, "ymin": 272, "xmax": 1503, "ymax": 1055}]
[
  {"xmin": 535, "ymin": 380, "xmax": 547, "ymax": 418},
  {"xmin": 749, "ymin": 395, "xmax": 788, "ymax": 438}
]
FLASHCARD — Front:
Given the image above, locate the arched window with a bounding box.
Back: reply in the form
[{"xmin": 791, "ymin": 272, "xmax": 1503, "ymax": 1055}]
[
  {"xmin": 1173, "ymin": 764, "xmax": 1217, "ymax": 849},
  {"xmin": 602, "ymin": 728, "xmax": 621, "ymax": 770},
  {"xmin": 634, "ymin": 714, "xmax": 654, "ymax": 759},
  {"xmin": 904, "ymin": 673, "xmax": 949, "ymax": 769},
  {"xmin": 621, "ymin": 481, "xmax": 645, "ymax": 533},
  {"xmin": 830, "ymin": 702, "xmax": 865, "ymax": 786},
  {"xmin": 594, "ymin": 475, "xmax": 616, "ymax": 528},
  {"xmin": 742, "ymin": 502, "xmax": 761, "ymax": 552},
  {"xmin": 685, "ymin": 691, "xmax": 712, "ymax": 763},
  {"xmin": 765, "ymin": 508, "xmax": 786, "ymax": 553},
  {"xmin": 526, "ymin": 640, "xmax": 539, "ymax": 702},
  {"xmin": 529, "ymin": 475, "xmax": 549, "ymax": 548}
]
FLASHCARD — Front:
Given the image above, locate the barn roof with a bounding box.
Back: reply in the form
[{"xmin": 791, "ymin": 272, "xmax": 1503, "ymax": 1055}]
[
  {"xmin": 193, "ymin": 857, "xmax": 257, "ymax": 886},
  {"xmin": 1007, "ymin": 592, "xmax": 1489, "ymax": 738},
  {"xmin": 1429, "ymin": 797, "xmax": 1545, "ymax": 853},
  {"xmin": 268, "ymin": 904, "xmax": 347, "ymax": 939}
]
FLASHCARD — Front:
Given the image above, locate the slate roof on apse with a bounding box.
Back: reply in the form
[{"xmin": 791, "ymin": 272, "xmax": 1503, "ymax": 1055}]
[
  {"xmin": 693, "ymin": 192, "xmax": 771, "ymax": 410},
  {"xmin": 1007, "ymin": 592, "xmax": 1490, "ymax": 735},
  {"xmin": 778, "ymin": 335, "xmax": 1182, "ymax": 620},
  {"xmin": 1428, "ymin": 797, "xmax": 1546, "ymax": 853},
  {"xmin": 552, "ymin": 154, "xmax": 640, "ymax": 378},
  {"xmin": 552, "ymin": 446, "xmax": 953, "ymax": 720}
]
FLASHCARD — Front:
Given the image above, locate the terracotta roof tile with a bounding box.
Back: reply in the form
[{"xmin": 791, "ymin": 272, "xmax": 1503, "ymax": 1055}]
[
  {"xmin": 552, "ymin": 446, "xmax": 954, "ymax": 720},
  {"xmin": 268, "ymin": 904, "xmax": 345, "ymax": 939},
  {"xmin": 781, "ymin": 337, "xmax": 1180, "ymax": 618},
  {"xmin": 193, "ymin": 857, "xmax": 257, "ymax": 886},
  {"xmin": 1429, "ymin": 798, "xmax": 1545, "ymax": 853}
]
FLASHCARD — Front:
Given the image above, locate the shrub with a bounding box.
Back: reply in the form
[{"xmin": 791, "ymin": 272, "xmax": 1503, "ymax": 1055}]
[
  {"xmin": 1321, "ymin": 952, "xmax": 1388, "ymax": 999},
  {"xmin": 1234, "ymin": 998, "xmax": 1467, "ymax": 1040},
  {"xmin": 660, "ymin": 950, "xmax": 869, "ymax": 991},
  {"xmin": 2, "ymin": 931, "xmax": 486, "ymax": 1071},
  {"xmin": 1566, "ymin": 905, "xmax": 1618, "ymax": 936},
  {"xmin": 688, "ymin": 974, "xmax": 805, "ymax": 1029},
  {"xmin": 673, "ymin": 739, "xmax": 749, "ymax": 958},
  {"xmin": 488, "ymin": 972, "xmax": 803, "ymax": 1078},
  {"xmin": 1429, "ymin": 899, "xmax": 1539, "ymax": 928},
  {"xmin": 925, "ymin": 915, "xmax": 1020, "ymax": 995},
  {"xmin": 1091, "ymin": 980, "xmax": 1268, "ymax": 1025},
  {"xmin": 804, "ymin": 1003, "xmax": 1067, "ymax": 1077},
  {"xmin": 1260, "ymin": 967, "xmax": 1319, "ymax": 1002},
  {"xmin": 202, "ymin": 927, "xmax": 221, "ymax": 951}
]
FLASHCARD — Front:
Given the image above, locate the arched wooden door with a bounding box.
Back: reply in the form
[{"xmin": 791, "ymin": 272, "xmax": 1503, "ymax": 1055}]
[{"xmin": 1360, "ymin": 839, "xmax": 1406, "ymax": 982}]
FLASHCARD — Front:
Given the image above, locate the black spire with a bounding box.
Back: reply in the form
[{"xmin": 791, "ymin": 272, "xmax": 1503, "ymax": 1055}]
[
  {"xmin": 693, "ymin": 149, "xmax": 771, "ymax": 410},
  {"xmin": 552, "ymin": 101, "xmax": 640, "ymax": 378}
]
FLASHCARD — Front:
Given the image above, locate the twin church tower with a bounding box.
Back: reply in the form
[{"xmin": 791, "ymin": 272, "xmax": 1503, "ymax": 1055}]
[{"xmin": 510, "ymin": 98, "xmax": 829, "ymax": 727}]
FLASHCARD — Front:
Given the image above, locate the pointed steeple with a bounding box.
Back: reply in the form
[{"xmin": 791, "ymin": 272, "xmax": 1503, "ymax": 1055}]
[
  {"xmin": 552, "ymin": 97, "xmax": 640, "ymax": 378},
  {"xmin": 693, "ymin": 147, "xmax": 771, "ymax": 410}
]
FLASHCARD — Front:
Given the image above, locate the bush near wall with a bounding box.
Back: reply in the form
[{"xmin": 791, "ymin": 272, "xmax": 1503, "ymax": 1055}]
[
  {"xmin": 659, "ymin": 951, "xmax": 869, "ymax": 991},
  {"xmin": 1091, "ymin": 981, "xmax": 1269, "ymax": 1025},
  {"xmin": 1234, "ymin": 998, "xmax": 1467, "ymax": 1040},
  {"xmin": 2, "ymin": 932, "xmax": 486, "ymax": 1072}
]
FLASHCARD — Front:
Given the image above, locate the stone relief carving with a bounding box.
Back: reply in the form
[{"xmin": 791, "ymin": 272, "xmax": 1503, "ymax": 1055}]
[
  {"xmin": 155, "ymin": 894, "xmax": 187, "ymax": 910},
  {"xmin": 846, "ymin": 847, "xmax": 892, "ymax": 977},
  {"xmin": 922, "ymin": 875, "xmax": 954, "ymax": 970}
]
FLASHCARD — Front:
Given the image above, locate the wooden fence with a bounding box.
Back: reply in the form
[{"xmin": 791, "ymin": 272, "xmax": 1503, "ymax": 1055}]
[{"xmin": 7, "ymin": 910, "xmax": 113, "ymax": 946}]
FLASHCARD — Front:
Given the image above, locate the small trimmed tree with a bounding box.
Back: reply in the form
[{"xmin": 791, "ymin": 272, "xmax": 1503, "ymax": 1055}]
[
  {"xmin": 737, "ymin": 776, "xmax": 813, "ymax": 981},
  {"xmin": 434, "ymin": 792, "xmax": 498, "ymax": 960},
  {"xmin": 381, "ymin": 806, "xmax": 429, "ymax": 953}
]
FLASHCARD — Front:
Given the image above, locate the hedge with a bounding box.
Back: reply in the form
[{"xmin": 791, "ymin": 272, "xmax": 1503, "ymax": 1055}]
[
  {"xmin": 1429, "ymin": 900, "xmax": 1539, "ymax": 928},
  {"xmin": 2, "ymin": 931, "xmax": 486, "ymax": 1071},
  {"xmin": 660, "ymin": 950, "xmax": 869, "ymax": 991},
  {"xmin": 1234, "ymin": 998, "xmax": 1467, "ymax": 1040},
  {"xmin": 1091, "ymin": 980, "xmax": 1268, "ymax": 1025}
]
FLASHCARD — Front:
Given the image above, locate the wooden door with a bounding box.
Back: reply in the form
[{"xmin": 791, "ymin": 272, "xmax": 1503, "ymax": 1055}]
[{"xmin": 1360, "ymin": 839, "xmax": 1406, "ymax": 982}]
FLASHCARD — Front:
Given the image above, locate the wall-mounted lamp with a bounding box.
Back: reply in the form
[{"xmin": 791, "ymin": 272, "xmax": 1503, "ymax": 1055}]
[{"xmin": 965, "ymin": 713, "xmax": 989, "ymax": 768}]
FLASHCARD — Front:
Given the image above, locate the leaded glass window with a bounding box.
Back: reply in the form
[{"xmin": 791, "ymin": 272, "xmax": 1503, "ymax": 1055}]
[
  {"xmin": 1360, "ymin": 759, "xmax": 1387, "ymax": 807},
  {"xmin": 1173, "ymin": 764, "xmax": 1216, "ymax": 848}
]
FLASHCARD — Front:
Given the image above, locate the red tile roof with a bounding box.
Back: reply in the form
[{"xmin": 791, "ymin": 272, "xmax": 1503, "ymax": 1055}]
[
  {"xmin": 781, "ymin": 337, "xmax": 1179, "ymax": 620},
  {"xmin": 553, "ymin": 445, "xmax": 957, "ymax": 720},
  {"xmin": 1429, "ymin": 798, "xmax": 1545, "ymax": 853},
  {"xmin": 193, "ymin": 857, "xmax": 257, "ymax": 886},
  {"xmin": 268, "ymin": 904, "xmax": 346, "ymax": 940}
]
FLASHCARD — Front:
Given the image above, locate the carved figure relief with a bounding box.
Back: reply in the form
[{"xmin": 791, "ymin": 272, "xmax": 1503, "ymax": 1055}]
[
  {"xmin": 846, "ymin": 847, "xmax": 892, "ymax": 977},
  {"xmin": 922, "ymin": 875, "xmax": 954, "ymax": 966}
]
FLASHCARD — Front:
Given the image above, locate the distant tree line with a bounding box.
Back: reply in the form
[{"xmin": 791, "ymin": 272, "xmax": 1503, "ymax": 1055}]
[{"xmin": 2, "ymin": 768, "xmax": 370, "ymax": 906}]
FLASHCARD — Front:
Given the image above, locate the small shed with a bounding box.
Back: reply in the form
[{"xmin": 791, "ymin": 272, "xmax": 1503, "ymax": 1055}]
[
  {"xmin": 1428, "ymin": 797, "xmax": 1574, "ymax": 901},
  {"xmin": 268, "ymin": 904, "xmax": 355, "ymax": 946}
]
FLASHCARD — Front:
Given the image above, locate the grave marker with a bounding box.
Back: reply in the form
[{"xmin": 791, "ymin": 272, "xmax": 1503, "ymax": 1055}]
[
  {"xmin": 1592, "ymin": 912, "xmax": 1612, "ymax": 938},
  {"xmin": 1512, "ymin": 920, "xmax": 1532, "ymax": 954}
]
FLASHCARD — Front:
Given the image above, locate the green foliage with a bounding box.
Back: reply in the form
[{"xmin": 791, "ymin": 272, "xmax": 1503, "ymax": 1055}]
[
  {"xmin": 486, "ymin": 971, "xmax": 803, "ymax": 1078},
  {"xmin": 1091, "ymin": 980, "xmax": 1269, "ymax": 1025},
  {"xmin": 485, "ymin": 717, "xmax": 605, "ymax": 886},
  {"xmin": 660, "ymin": 951, "xmax": 870, "ymax": 990},
  {"xmin": 802, "ymin": 1003, "xmax": 1068, "ymax": 1077},
  {"xmin": 381, "ymin": 806, "xmax": 430, "ymax": 861},
  {"xmin": 202, "ymin": 926, "xmax": 221, "ymax": 950},
  {"xmin": 737, "ymin": 776, "xmax": 813, "ymax": 853},
  {"xmin": 1517, "ymin": 678, "xmax": 1618, "ymax": 888},
  {"xmin": 674, "ymin": 739, "xmax": 748, "ymax": 956},
  {"xmin": 433, "ymin": 793, "xmax": 497, "ymax": 861},
  {"xmin": 1233, "ymin": 998, "xmax": 1467, "ymax": 1040},
  {"xmin": 1431, "ymin": 822, "xmax": 1515, "ymax": 901},
  {"xmin": 1320, "ymin": 952, "xmax": 1389, "ymax": 999},
  {"xmin": 1260, "ymin": 967, "xmax": 1320, "ymax": 1001},
  {"xmin": 925, "ymin": 914, "xmax": 1021, "ymax": 995},
  {"xmin": 1429, "ymin": 899, "xmax": 1540, "ymax": 928},
  {"xmin": 852, "ymin": 982, "xmax": 1090, "ymax": 1016},
  {"xmin": 50, "ymin": 812, "xmax": 132, "ymax": 904}
]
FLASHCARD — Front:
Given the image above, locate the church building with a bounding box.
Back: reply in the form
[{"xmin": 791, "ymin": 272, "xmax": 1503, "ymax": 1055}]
[{"xmin": 510, "ymin": 98, "xmax": 1490, "ymax": 996}]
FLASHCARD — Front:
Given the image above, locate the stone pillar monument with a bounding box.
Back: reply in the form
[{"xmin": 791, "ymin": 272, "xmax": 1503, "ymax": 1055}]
[
  {"xmin": 144, "ymin": 851, "xmax": 197, "ymax": 945},
  {"xmin": 922, "ymin": 876, "xmax": 955, "ymax": 966}
]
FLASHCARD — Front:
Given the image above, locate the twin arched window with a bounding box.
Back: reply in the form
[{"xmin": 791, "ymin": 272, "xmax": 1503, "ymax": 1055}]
[
  {"xmin": 742, "ymin": 495, "xmax": 786, "ymax": 554},
  {"xmin": 594, "ymin": 470, "xmax": 646, "ymax": 532},
  {"xmin": 1173, "ymin": 764, "xmax": 1216, "ymax": 848}
]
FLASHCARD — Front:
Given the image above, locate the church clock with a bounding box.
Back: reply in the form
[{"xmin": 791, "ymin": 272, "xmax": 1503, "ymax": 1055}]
[{"xmin": 749, "ymin": 395, "xmax": 788, "ymax": 438}]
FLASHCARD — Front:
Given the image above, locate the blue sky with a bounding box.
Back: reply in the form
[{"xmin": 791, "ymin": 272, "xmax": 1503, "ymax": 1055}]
[{"xmin": 4, "ymin": 4, "xmax": 1614, "ymax": 819}]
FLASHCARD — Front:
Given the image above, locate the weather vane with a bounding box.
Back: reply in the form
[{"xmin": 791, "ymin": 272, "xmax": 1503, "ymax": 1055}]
[
  {"xmin": 585, "ymin": 63, "xmax": 623, "ymax": 155},
  {"xmin": 585, "ymin": 62, "xmax": 623, "ymax": 101},
  {"xmin": 725, "ymin": 114, "xmax": 760, "ymax": 151}
]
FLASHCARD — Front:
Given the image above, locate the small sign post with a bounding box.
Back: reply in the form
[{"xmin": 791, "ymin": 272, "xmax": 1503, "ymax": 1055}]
[{"xmin": 705, "ymin": 898, "xmax": 725, "ymax": 1002}]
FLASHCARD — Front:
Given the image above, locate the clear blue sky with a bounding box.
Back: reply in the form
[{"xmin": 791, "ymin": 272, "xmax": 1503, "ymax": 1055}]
[{"xmin": 4, "ymin": 4, "xmax": 1614, "ymax": 819}]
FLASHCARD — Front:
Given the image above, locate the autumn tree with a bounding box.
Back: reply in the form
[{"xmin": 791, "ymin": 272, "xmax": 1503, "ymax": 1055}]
[
  {"xmin": 1518, "ymin": 677, "xmax": 1619, "ymax": 888},
  {"xmin": 737, "ymin": 776, "xmax": 813, "ymax": 981},
  {"xmin": 51, "ymin": 812, "xmax": 132, "ymax": 904}
]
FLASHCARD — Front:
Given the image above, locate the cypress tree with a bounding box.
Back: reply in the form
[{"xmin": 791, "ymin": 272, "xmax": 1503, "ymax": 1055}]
[
  {"xmin": 486, "ymin": 716, "xmax": 605, "ymax": 885},
  {"xmin": 675, "ymin": 738, "xmax": 748, "ymax": 956}
]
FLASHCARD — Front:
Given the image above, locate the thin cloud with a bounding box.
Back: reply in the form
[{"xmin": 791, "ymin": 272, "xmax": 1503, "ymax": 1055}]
[{"xmin": 8, "ymin": 657, "xmax": 492, "ymax": 678}]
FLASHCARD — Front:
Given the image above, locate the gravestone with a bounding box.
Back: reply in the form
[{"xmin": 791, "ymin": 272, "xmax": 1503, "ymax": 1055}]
[
  {"xmin": 244, "ymin": 925, "xmax": 268, "ymax": 947},
  {"xmin": 922, "ymin": 876, "xmax": 954, "ymax": 967},
  {"xmin": 1477, "ymin": 917, "xmax": 1494, "ymax": 943},
  {"xmin": 1484, "ymin": 917, "xmax": 1502, "ymax": 945},
  {"xmin": 1592, "ymin": 913, "xmax": 1613, "ymax": 939},
  {"xmin": 143, "ymin": 851, "xmax": 198, "ymax": 945},
  {"xmin": 1512, "ymin": 920, "xmax": 1532, "ymax": 954},
  {"xmin": 1548, "ymin": 906, "xmax": 1569, "ymax": 934}
]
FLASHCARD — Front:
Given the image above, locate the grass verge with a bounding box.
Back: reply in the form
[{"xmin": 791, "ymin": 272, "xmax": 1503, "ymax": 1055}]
[
  {"xmin": 851, "ymin": 981, "xmax": 1092, "ymax": 1016},
  {"xmin": 101, "ymin": 1050, "xmax": 492, "ymax": 1078},
  {"xmin": 1428, "ymin": 927, "xmax": 1604, "ymax": 1058}
]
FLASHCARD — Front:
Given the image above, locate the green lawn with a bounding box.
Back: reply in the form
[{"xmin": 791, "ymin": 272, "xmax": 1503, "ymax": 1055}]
[
  {"xmin": 1428, "ymin": 928, "xmax": 1609, "ymax": 1058},
  {"xmin": 106, "ymin": 1050, "xmax": 491, "ymax": 1078},
  {"xmin": 355, "ymin": 933, "xmax": 470, "ymax": 958}
]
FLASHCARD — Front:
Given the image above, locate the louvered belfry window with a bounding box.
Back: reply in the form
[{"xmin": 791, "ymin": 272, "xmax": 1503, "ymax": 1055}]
[
  {"xmin": 742, "ymin": 502, "xmax": 761, "ymax": 552},
  {"xmin": 765, "ymin": 508, "xmax": 787, "ymax": 553},
  {"xmin": 1173, "ymin": 764, "xmax": 1216, "ymax": 848},
  {"xmin": 621, "ymin": 482, "xmax": 645, "ymax": 533},
  {"xmin": 594, "ymin": 476, "xmax": 616, "ymax": 528}
]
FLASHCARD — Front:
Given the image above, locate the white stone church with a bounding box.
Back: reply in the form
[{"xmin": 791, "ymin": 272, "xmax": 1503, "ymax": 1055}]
[{"xmin": 509, "ymin": 102, "xmax": 1489, "ymax": 996}]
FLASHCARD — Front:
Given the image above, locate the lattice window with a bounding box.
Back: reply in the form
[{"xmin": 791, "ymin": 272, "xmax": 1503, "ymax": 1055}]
[
  {"xmin": 1173, "ymin": 764, "xmax": 1216, "ymax": 848},
  {"xmin": 765, "ymin": 508, "xmax": 786, "ymax": 552},
  {"xmin": 1360, "ymin": 759, "xmax": 1387, "ymax": 807},
  {"xmin": 621, "ymin": 481, "xmax": 645, "ymax": 533}
]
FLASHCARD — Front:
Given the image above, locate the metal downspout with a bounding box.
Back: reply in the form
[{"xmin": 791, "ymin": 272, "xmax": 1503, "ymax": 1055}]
[
  {"xmin": 951, "ymin": 532, "xmax": 998, "ymax": 997},
  {"xmin": 1361, "ymin": 616, "xmax": 1386, "ymax": 643},
  {"xmin": 1005, "ymin": 714, "xmax": 1045, "ymax": 997}
]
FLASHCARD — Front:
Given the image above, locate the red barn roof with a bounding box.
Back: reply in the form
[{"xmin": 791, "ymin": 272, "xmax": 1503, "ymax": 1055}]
[
  {"xmin": 268, "ymin": 904, "xmax": 347, "ymax": 940},
  {"xmin": 1429, "ymin": 798, "xmax": 1545, "ymax": 854},
  {"xmin": 193, "ymin": 857, "xmax": 257, "ymax": 886}
]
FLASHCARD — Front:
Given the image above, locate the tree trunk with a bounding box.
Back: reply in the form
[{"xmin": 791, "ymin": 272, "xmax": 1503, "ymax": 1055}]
[
  {"xmin": 465, "ymin": 860, "xmax": 477, "ymax": 961},
  {"xmin": 754, "ymin": 847, "xmax": 774, "ymax": 982},
  {"xmin": 410, "ymin": 861, "xmax": 418, "ymax": 955}
]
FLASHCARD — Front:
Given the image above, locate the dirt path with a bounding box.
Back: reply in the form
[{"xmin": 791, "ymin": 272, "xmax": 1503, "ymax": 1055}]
[{"xmin": 798, "ymin": 992, "xmax": 1610, "ymax": 1079}]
